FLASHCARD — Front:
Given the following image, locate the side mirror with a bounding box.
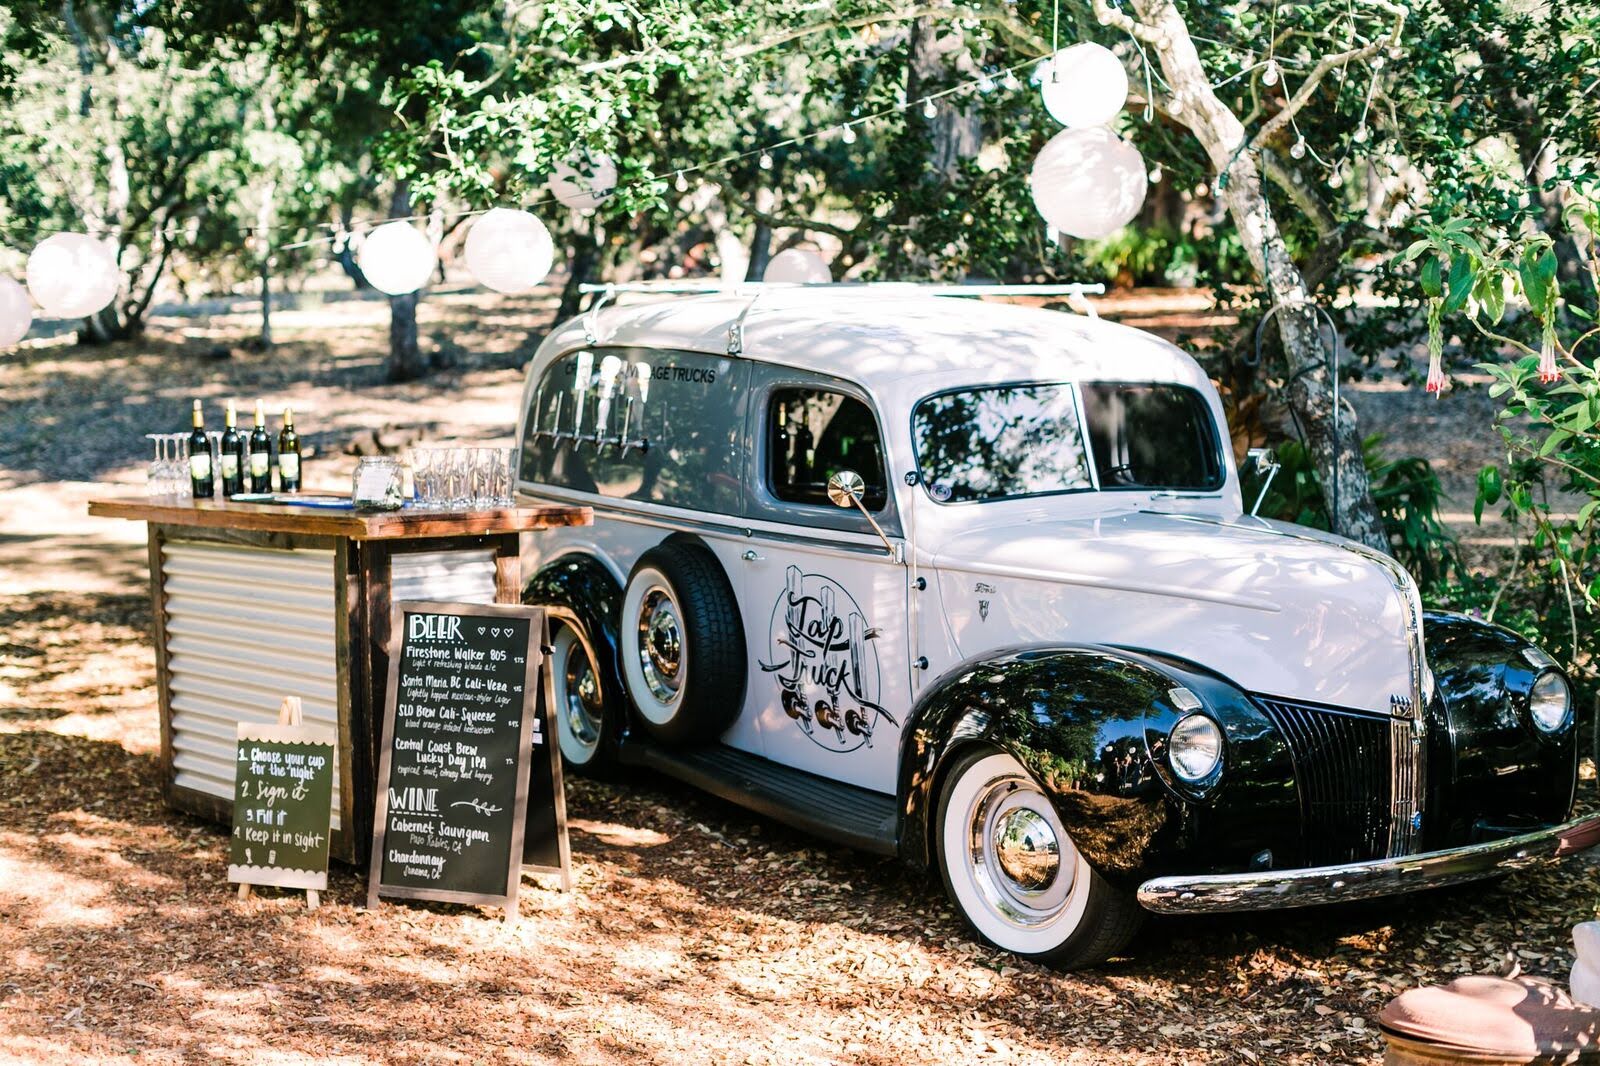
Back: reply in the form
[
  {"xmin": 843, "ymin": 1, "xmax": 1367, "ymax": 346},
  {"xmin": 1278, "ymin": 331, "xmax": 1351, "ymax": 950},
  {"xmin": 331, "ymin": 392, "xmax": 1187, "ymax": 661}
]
[
  {"xmin": 1245, "ymin": 447, "xmax": 1281, "ymax": 517},
  {"xmin": 826, "ymin": 470, "xmax": 900, "ymax": 561}
]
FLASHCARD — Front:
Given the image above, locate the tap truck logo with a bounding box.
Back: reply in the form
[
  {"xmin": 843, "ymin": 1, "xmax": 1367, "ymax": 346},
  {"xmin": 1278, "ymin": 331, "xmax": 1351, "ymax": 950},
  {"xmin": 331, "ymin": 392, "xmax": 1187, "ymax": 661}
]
[{"xmin": 760, "ymin": 566, "xmax": 895, "ymax": 753}]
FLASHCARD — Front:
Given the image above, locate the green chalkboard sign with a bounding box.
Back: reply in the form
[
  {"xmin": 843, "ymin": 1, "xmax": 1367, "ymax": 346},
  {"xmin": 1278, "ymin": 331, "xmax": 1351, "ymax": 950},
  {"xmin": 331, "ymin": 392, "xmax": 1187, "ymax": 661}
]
[
  {"xmin": 227, "ymin": 723, "xmax": 336, "ymax": 892},
  {"xmin": 367, "ymin": 600, "xmax": 559, "ymax": 919}
]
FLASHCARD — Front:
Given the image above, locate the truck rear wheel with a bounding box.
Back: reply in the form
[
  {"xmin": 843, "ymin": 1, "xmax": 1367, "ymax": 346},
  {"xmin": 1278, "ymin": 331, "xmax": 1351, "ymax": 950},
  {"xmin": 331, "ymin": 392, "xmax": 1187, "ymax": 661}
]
[
  {"xmin": 618, "ymin": 540, "xmax": 745, "ymax": 745},
  {"xmin": 937, "ymin": 748, "xmax": 1142, "ymax": 968}
]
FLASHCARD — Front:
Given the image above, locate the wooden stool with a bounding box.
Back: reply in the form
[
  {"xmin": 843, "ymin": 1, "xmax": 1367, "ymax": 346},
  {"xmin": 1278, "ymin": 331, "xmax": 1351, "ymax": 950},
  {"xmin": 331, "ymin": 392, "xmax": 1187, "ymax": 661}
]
[{"xmin": 1381, "ymin": 976, "xmax": 1600, "ymax": 1065}]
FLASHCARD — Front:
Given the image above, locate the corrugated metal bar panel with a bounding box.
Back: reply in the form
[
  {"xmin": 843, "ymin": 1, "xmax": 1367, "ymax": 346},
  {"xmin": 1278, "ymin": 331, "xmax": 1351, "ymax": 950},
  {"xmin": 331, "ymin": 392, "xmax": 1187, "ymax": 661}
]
[
  {"xmin": 162, "ymin": 539, "xmax": 343, "ymax": 833},
  {"xmin": 391, "ymin": 548, "xmax": 498, "ymax": 604}
]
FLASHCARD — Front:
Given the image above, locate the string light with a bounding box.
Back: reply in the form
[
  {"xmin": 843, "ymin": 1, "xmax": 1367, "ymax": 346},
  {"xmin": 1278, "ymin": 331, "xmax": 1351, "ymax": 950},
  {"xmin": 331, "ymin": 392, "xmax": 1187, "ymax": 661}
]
[
  {"xmin": 758, "ymin": 151, "xmax": 774, "ymax": 170},
  {"xmin": 923, "ymin": 98, "xmax": 939, "ymax": 119},
  {"xmin": 840, "ymin": 123, "xmax": 857, "ymax": 144},
  {"xmin": 1148, "ymin": 165, "xmax": 1163, "ymax": 184},
  {"xmin": 1290, "ymin": 138, "xmax": 1307, "ymax": 159},
  {"xmin": 675, "ymin": 170, "xmax": 688, "ymax": 192},
  {"xmin": 1262, "ymin": 58, "xmax": 1280, "ymax": 86}
]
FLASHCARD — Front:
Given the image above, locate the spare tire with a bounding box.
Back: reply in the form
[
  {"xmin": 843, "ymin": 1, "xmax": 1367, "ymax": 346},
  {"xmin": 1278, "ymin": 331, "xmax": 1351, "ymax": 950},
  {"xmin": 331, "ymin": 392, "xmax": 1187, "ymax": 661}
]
[{"xmin": 619, "ymin": 539, "xmax": 746, "ymax": 745}]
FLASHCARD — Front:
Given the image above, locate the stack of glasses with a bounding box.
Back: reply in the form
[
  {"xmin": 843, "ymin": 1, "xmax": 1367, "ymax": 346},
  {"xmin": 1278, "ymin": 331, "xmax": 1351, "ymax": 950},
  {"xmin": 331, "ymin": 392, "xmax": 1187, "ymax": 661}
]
[
  {"xmin": 411, "ymin": 446, "xmax": 518, "ymax": 509},
  {"xmin": 145, "ymin": 433, "xmax": 194, "ymax": 499}
]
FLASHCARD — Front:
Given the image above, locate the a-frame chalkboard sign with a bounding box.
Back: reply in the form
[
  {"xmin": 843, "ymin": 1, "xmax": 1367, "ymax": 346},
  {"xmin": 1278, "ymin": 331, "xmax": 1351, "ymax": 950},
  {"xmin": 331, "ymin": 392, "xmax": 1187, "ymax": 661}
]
[{"xmin": 366, "ymin": 600, "xmax": 569, "ymax": 921}]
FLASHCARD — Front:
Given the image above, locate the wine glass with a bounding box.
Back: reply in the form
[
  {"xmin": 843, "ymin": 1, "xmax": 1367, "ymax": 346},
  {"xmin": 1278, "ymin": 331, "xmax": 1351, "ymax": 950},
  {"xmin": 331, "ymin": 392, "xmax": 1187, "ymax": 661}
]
[{"xmin": 146, "ymin": 435, "xmax": 167, "ymax": 498}]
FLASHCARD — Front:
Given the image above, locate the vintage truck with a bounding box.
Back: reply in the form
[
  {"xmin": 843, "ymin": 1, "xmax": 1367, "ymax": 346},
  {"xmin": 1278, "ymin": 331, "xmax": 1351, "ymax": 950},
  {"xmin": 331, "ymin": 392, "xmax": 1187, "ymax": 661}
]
[{"xmin": 512, "ymin": 284, "xmax": 1597, "ymax": 967}]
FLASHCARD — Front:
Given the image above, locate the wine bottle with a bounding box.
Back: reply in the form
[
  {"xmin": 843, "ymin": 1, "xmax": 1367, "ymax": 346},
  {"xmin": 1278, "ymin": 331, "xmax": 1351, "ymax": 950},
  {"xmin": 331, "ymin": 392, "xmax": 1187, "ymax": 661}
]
[
  {"xmin": 219, "ymin": 400, "xmax": 246, "ymax": 497},
  {"xmin": 277, "ymin": 407, "xmax": 301, "ymax": 492},
  {"xmin": 188, "ymin": 399, "xmax": 214, "ymax": 499},
  {"xmin": 248, "ymin": 401, "xmax": 272, "ymax": 493}
]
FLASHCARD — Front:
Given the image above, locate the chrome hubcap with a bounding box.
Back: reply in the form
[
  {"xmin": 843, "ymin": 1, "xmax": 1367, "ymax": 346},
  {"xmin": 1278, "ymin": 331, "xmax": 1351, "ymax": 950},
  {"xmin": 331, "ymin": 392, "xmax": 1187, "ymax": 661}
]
[
  {"xmin": 636, "ymin": 588, "xmax": 683, "ymax": 703},
  {"xmin": 992, "ymin": 808, "xmax": 1061, "ymax": 893},
  {"xmin": 968, "ymin": 777, "xmax": 1076, "ymax": 928}
]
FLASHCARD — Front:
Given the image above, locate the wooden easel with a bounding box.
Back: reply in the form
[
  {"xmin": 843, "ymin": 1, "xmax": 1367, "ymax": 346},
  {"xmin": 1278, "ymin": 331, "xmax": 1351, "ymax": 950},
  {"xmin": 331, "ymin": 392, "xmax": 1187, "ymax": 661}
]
[{"xmin": 237, "ymin": 696, "xmax": 321, "ymax": 911}]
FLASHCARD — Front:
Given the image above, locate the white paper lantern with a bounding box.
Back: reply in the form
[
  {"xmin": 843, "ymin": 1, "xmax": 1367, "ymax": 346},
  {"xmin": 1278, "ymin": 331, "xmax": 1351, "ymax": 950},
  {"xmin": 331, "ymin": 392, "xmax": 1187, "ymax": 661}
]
[
  {"xmin": 27, "ymin": 233, "xmax": 120, "ymax": 319},
  {"xmin": 764, "ymin": 248, "xmax": 832, "ymax": 284},
  {"xmin": 0, "ymin": 276, "xmax": 32, "ymax": 347},
  {"xmin": 1029, "ymin": 127, "xmax": 1148, "ymax": 239},
  {"xmin": 357, "ymin": 222, "xmax": 436, "ymax": 296},
  {"xmin": 1039, "ymin": 43, "xmax": 1129, "ymax": 128},
  {"xmin": 548, "ymin": 154, "xmax": 618, "ymax": 211},
  {"xmin": 463, "ymin": 209, "xmax": 555, "ymax": 293}
]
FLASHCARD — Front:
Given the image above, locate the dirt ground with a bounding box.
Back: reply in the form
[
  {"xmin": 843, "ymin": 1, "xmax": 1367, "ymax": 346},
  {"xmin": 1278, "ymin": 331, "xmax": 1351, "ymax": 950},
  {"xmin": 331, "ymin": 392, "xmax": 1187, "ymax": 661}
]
[{"xmin": 1, "ymin": 283, "xmax": 1596, "ymax": 1065}]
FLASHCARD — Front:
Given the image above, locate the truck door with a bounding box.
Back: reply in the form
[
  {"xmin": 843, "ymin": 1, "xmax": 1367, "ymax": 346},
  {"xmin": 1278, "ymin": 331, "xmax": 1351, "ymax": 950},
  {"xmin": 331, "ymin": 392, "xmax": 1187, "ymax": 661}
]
[{"xmin": 735, "ymin": 371, "xmax": 911, "ymax": 794}]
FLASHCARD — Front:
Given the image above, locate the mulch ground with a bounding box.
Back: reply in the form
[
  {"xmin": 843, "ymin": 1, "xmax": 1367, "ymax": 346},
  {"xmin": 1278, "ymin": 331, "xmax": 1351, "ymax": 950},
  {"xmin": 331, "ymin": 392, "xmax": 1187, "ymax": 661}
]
[{"xmin": 1, "ymin": 283, "xmax": 1596, "ymax": 1065}]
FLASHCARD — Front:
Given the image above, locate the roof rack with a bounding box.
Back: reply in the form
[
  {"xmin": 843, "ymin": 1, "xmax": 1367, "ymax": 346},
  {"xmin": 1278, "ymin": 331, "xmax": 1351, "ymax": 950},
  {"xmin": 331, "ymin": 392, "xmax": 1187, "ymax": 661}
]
[
  {"xmin": 574, "ymin": 280, "xmax": 1106, "ymax": 354},
  {"xmin": 577, "ymin": 281, "xmax": 1106, "ymax": 299}
]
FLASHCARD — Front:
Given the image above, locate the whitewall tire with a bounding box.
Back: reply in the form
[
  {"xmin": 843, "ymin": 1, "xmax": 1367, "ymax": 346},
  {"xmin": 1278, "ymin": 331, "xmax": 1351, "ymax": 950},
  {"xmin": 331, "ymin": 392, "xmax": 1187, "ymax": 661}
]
[
  {"xmin": 617, "ymin": 540, "xmax": 746, "ymax": 746},
  {"xmin": 551, "ymin": 621, "xmax": 606, "ymax": 767},
  {"xmin": 937, "ymin": 748, "xmax": 1142, "ymax": 967}
]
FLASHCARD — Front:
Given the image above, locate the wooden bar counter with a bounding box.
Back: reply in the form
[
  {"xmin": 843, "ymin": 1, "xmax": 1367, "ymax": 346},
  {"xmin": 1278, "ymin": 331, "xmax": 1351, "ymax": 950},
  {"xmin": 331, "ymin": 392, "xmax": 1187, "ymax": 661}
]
[{"xmin": 88, "ymin": 496, "xmax": 591, "ymax": 864}]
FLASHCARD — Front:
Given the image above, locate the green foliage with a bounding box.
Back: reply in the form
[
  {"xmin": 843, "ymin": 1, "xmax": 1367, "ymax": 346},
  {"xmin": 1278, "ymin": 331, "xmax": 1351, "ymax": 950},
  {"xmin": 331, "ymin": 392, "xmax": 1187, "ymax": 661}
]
[
  {"xmin": 1076, "ymin": 223, "xmax": 1249, "ymax": 289},
  {"xmin": 1242, "ymin": 435, "xmax": 1460, "ymax": 593}
]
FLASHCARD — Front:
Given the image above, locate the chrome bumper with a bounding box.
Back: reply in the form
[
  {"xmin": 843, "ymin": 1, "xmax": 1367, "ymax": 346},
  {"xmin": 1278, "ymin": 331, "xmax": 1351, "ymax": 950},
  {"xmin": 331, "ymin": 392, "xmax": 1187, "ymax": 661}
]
[{"xmin": 1136, "ymin": 814, "xmax": 1600, "ymax": 915}]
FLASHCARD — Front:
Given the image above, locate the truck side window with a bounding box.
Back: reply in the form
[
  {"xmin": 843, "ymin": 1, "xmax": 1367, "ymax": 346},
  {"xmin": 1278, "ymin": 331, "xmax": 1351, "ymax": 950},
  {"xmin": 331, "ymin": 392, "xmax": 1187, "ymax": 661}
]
[
  {"xmin": 766, "ymin": 389, "xmax": 887, "ymax": 511},
  {"xmin": 520, "ymin": 347, "xmax": 747, "ymax": 514}
]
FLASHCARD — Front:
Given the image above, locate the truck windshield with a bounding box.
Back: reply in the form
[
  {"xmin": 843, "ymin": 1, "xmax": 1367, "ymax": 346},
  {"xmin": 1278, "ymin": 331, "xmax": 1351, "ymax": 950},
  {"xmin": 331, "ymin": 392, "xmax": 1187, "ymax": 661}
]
[{"xmin": 911, "ymin": 382, "xmax": 1223, "ymax": 503}]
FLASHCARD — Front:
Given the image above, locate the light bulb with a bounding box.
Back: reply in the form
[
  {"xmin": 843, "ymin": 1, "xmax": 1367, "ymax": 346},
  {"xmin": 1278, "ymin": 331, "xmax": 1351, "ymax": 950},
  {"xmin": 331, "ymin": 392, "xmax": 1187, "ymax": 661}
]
[
  {"xmin": 1003, "ymin": 70, "xmax": 1021, "ymax": 91},
  {"xmin": 674, "ymin": 171, "xmax": 688, "ymax": 192},
  {"xmin": 1353, "ymin": 125, "xmax": 1369, "ymax": 144},
  {"xmin": 1263, "ymin": 59, "xmax": 1280, "ymax": 86},
  {"xmin": 1169, "ymin": 94, "xmax": 1185, "ymax": 115},
  {"xmin": 840, "ymin": 124, "xmax": 857, "ymax": 144},
  {"xmin": 1148, "ymin": 165, "xmax": 1163, "ymax": 184},
  {"xmin": 1329, "ymin": 171, "xmax": 1345, "ymax": 188},
  {"xmin": 923, "ymin": 98, "xmax": 938, "ymax": 119},
  {"xmin": 978, "ymin": 74, "xmax": 996, "ymax": 94},
  {"xmin": 1290, "ymin": 139, "xmax": 1307, "ymax": 159},
  {"xmin": 759, "ymin": 152, "xmax": 774, "ymax": 170}
]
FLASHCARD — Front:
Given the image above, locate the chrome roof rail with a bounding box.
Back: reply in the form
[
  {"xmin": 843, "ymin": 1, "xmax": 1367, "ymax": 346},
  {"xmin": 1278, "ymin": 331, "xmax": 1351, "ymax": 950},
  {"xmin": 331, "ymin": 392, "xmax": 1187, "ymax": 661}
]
[{"xmin": 577, "ymin": 281, "xmax": 1106, "ymax": 299}]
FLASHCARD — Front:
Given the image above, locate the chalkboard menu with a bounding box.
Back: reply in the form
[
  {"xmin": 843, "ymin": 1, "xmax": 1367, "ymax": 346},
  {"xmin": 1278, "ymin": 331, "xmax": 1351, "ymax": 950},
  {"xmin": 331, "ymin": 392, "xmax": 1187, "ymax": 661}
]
[
  {"xmin": 367, "ymin": 600, "xmax": 566, "ymax": 918},
  {"xmin": 228, "ymin": 722, "xmax": 336, "ymax": 892}
]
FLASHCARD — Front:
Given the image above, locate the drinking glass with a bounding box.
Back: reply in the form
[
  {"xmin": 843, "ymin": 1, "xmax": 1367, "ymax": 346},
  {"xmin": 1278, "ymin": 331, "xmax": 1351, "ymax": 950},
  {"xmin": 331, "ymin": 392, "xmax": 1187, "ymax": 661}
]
[
  {"xmin": 495, "ymin": 447, "xmax": 517, "ymax": 508},
  {"xmin": 445, "ymin": 448, "xmax": 471, "ymax": 510},
  {"xmin": 168, "ymin": 433, "xmax": 193, "ymax": 500},
  {"xmin": 146, "ymin": 435, "xmax": 166, "ymax": 498},
  {"xmin": 470, "ymin": 448, "xmax": 496, "ymax": 509},
  {"xmin": 411, "ymin": 447, "xmax": 436, "ymax": 507}
]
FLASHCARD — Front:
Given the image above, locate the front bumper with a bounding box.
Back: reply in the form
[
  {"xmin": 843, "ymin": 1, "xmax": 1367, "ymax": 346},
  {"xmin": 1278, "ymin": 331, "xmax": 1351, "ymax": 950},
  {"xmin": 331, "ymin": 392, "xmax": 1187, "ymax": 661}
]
[{"xmin": 1136, "ymin": 814, "xmax": 1600, "ymax": 915}]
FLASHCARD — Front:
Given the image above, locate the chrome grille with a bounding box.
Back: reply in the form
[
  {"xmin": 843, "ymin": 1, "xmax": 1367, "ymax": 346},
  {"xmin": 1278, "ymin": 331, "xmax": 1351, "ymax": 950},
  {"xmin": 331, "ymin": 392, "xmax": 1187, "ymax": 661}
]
[
  {"xmin": 1256, "ymin": 698, "xmax": 1423, "ymax": 865},
  {"xmin": 1388, "ymin": 716, "xmax": 1424, "ymax": 856}
]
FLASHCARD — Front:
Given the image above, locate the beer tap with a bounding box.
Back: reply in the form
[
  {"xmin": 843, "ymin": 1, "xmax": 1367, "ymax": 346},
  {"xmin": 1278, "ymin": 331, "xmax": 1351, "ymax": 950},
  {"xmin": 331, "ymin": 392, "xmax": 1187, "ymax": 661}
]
[
  {"xmin": 569, "ymin": 351, "xmax": 593, "ymax": 448},
  {"xmin": 593, "ymin": 354, "xmax": 624, "ymax": 449},
  {"xmin": 621, "ymin": 359, "xmax": 652, "ymax": 456}
]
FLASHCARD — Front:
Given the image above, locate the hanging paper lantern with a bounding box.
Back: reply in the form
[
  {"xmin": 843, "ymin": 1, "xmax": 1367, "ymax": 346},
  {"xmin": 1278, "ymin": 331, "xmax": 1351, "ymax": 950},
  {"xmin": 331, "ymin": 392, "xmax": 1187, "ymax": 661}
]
[
  {"xmin": 357, "ymin": 222, "xmax": 436, "ymax": 296},
  {"xmin": 764, "ymin": 248, "xmax": 831, "ymax": 284},
  {"xmin": 548, "ymin": 154, "xmax": 618, "ymax": 211},
  {"xmin": 1039, "ymin": 43, "xmax": 1129, "ymax": 129},
  {"xmin": 27, "ymin": 233, "xmax": 120, "ymax": 319},
  {"xmin": 463, "ymin": 209, "xmax": 555, "ymax": 294},
  {"xmin": 1029, "ymin": 127, "xmax": 1147, "ymax": 239},
  {"xmin": 0, "ymin": 277, "xmax": 32, "ymax": 347}
]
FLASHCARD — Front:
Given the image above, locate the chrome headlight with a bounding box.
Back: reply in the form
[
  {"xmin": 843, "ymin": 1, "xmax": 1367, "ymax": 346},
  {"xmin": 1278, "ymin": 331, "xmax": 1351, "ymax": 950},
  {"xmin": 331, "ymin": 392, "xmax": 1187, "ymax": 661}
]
[
  {"xmin": 1529, "ymin": 670, "xmax": 1572, "ymax": 733},
  {"xmin": 1169, "ymin": 713, "xmax": 1224, "ymax": 782}
]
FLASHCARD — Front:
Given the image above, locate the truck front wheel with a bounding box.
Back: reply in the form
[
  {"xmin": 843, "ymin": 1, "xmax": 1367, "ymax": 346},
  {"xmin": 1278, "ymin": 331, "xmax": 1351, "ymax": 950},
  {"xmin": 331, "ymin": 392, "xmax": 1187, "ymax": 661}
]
[{"xmin": 936, "ymin": 748, "xmax": 1142, "ymax": 968}]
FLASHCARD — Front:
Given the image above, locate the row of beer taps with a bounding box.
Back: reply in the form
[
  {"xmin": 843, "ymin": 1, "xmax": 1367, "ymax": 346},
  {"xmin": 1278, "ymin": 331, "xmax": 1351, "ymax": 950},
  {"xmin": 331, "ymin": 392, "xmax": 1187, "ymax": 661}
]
[{"xmin": 528, "ymin": 352, "xmax": 653, "ymax": 455}]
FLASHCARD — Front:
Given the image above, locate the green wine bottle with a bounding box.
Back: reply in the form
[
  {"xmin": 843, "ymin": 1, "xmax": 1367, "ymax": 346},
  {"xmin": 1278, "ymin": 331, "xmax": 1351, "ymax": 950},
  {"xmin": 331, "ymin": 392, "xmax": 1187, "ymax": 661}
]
[
  {"xmin": 220, "ymin": 400, "xmax": 245, "ymax": 497},
  {"xmin": 277, "ymin": 407, "xmax": 301, "ymax": 492},
  {"xmin": 248, "ymin": 400, "xmax": 272, "ymax": 493},
  {"xmin": 187, "ymin": 399, "xmax": 214, "ymax": 499}
]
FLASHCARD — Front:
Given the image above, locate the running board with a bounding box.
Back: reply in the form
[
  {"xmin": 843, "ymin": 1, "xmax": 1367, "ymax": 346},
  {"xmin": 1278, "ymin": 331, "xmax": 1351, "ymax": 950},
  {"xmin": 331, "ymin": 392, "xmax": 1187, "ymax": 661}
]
[{"xmin": 617, "ymin": 739, "xmax": 899, "ymax": 856}]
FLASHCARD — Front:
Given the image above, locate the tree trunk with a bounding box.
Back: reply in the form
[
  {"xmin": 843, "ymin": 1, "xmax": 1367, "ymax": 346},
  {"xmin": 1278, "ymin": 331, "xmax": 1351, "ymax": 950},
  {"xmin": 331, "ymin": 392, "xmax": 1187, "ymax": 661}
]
[
  {"xmin": 1119, "ymin": 0, "xmax": 1387, "ymax": 550},
  {"xmin": 906, "ymin": 9, "xmax": 982, "ymax": 179},
  {"xmin": 557, "ymin": 216, "xmax": 599, "ymax": 322},
  {"xmin": 385, "ymin": 183, "xmax": 428, "ymax": 383}
]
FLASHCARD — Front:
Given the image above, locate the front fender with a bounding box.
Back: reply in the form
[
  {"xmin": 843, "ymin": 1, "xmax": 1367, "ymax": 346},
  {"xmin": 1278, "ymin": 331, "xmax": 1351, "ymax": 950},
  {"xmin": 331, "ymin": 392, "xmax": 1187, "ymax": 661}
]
[
  {"xmin": 1424, "ymin": 611, "xmax": 1578, "ymax": 846},
  {"xmin": 897, "ymin": 645, "xmax": 1300, "ymax": 887},
  {"xmin": 524, "ymin": 553, "xmax": 626, "ymax": 748}
]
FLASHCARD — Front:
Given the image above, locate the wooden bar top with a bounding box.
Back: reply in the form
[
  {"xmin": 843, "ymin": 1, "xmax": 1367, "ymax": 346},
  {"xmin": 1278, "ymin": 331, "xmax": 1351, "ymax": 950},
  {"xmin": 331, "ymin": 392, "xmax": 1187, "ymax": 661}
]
[{"xmin": 88, "ymin": 496, "xmax": 592, "ymax": 540}]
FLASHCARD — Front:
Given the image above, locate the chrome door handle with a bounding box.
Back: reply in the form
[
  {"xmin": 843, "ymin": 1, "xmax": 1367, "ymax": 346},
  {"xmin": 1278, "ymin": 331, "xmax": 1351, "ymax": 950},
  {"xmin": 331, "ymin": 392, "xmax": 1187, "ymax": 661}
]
[{"xmin": 742, "ymin": 549, "xmax": 763, "ymax": 562}]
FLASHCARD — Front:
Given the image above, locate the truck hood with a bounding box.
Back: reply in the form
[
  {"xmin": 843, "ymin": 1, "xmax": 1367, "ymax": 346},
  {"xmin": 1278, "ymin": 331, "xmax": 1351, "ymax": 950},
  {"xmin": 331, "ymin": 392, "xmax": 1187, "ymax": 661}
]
[{"xmin": 928, "ymin": 510, "xmax": 1423, "ymax": 716}]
